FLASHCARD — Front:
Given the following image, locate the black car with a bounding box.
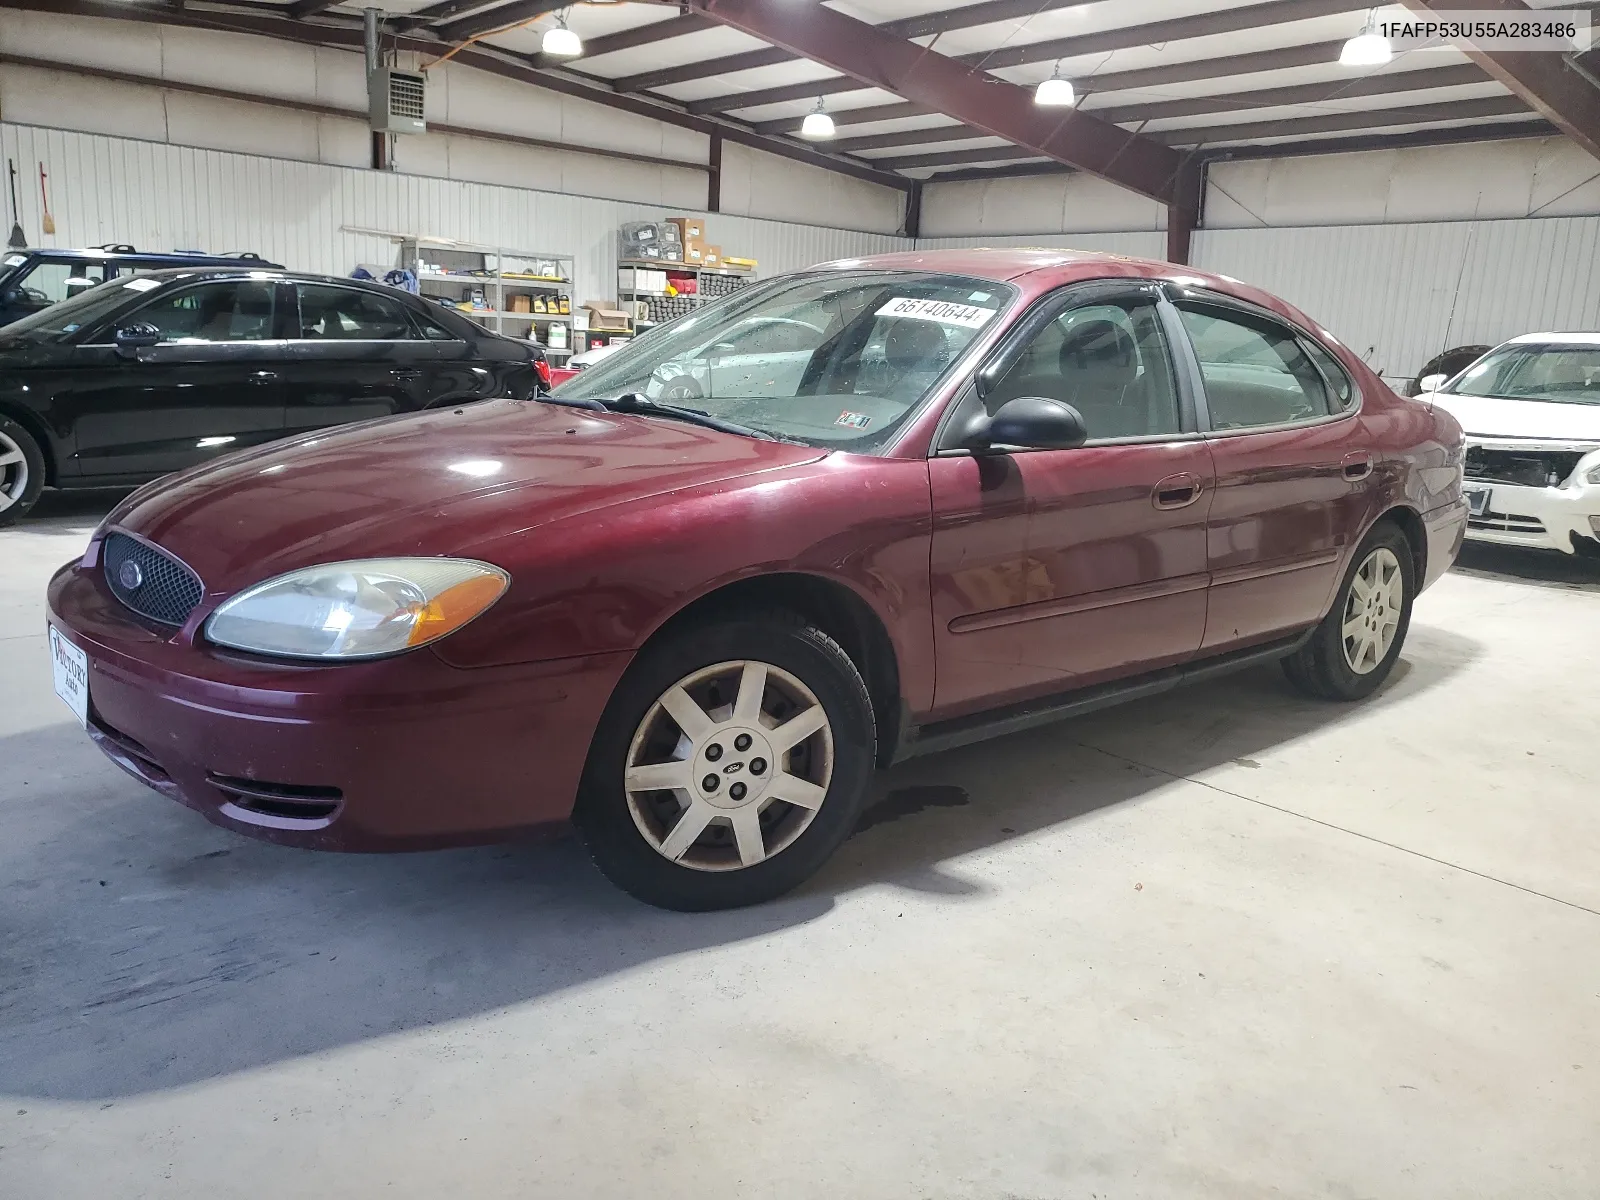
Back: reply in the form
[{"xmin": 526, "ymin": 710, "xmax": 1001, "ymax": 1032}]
[
  {"xmin": 0, "ymin": 244, "xmax": 283, "ymax": 327},
  {"xmin": 0, "ymin": 267, "xmax": 550, "ymax": 523}
]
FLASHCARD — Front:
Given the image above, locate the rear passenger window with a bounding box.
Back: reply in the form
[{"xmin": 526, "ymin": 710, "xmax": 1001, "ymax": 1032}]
[
  {"xmin": 1177, "ymin": 305, "xmax": 1332, "ymax": 430},
  {"xmin": 1304, "ymin": 339, "xmax": 1356, "ymax": 409},
  {"xmin": 984, "ymin": 297, "xmax": 1181, "ymax": 440},
  {"xmin": 296, "ymin": 284, "xmax": 416, "ymax": 340}
]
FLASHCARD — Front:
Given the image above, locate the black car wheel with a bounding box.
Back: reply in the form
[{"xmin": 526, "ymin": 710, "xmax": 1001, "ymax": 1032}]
[
  {"xmin": 1283, "ymin": 521, "xmax": 1415, "ymax": 701},
  {"xmin": 0, "ymin": 416, "xmax": 45, "ymax": 527},
  {"xmin": 576, "ymin": 612, "xmax": 875, "ymax": 911}
]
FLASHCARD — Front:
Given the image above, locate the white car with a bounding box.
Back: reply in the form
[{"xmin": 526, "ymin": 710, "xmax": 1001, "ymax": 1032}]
[{"xmin": 1422, "ymin": 333, "xmax": 1600, "ymax": 555}]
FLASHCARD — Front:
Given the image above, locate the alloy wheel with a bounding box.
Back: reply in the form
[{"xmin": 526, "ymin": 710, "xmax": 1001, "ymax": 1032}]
[
  {"xmin": 1341, "ymin": 547, "xmax": 1404, "ymax": 674},
  {"xmin": 624, "ymin": 659, "xmax": 834, "ymax": 872},
  {"xmin": 0, "ymin": 430, "xmax": 30, "ymax": 514}
]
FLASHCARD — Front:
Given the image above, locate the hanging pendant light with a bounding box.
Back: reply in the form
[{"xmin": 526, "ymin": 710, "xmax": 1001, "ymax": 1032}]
[
  {"xmin": 1339, "ymin": 8, "xmax": 1392, "ymax": 66},
  {"xmin": 801, "ymin": 97, "xmax": 836, "ymax": 139},
  {"xmin": 542, "ymin": 9, "xmax": 583, "ymax": 57},
  {"xmin": 1034, "ymin": 61, "xmax": 1077, "ymax": 107}
]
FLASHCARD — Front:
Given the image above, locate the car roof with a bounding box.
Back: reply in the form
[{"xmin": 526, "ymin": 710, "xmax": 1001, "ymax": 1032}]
[
  {"xmin": 110, "ymin": 266, "xmax": 398, "ymax": 290},
  {"xmin": 1505, "ymin": 332, "xmax": 1600, "ymax": 346},
  {"xmin": 13, "ymin": 247, "xmax": 278, "ymax": 266},
  {"xmin": 809, "ymin": 247, "xmax": 1330, "ymax": 339}
]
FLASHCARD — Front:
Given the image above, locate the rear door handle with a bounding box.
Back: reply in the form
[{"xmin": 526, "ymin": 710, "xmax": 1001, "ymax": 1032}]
[
  {"xmin": 1152, "ymin": 472, "xmax": 1204, "ymax": 510},
  {"xmin": 391, "ymin": 369, "xmax": 423, "ymax": 380},
  {"xmin": 247, "ymin": 370, "xmax": 279, "ymax": 385},
  {"xmin": 1342, "ymin": 451, "xmax": 1373, "ymax": 481}
]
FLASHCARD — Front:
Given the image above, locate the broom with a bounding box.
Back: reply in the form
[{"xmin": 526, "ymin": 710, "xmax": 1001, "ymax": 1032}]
[
  {"xmin": 6, "ymin": 160, "xmax": 23, "ymax": 249},
  {"xmin": 39, "ymin": 164, "xmax": 55, "ymax": 236}
]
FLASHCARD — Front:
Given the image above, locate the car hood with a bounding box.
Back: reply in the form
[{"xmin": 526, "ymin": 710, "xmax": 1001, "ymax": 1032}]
[
  {"xmin": 1431, "ymin": 392, "xmax": 1600, "ymax": 444},
  {"xmin": 108, "ymin": 399, "xmax": 825, "ymax": 592}
]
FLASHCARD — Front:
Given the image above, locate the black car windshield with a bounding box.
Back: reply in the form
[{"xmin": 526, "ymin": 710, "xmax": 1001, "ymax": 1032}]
[
  {"xmin": 0, "ymin": 274, "xmax": 164, "ymax": 341},
  {"xmin": 556, "ymin": 271, "xmax": 1015, "ymax": 449},
  {"xmin": 1448, "ymin": 344, "xmax": 1600, "ymax": 406}
]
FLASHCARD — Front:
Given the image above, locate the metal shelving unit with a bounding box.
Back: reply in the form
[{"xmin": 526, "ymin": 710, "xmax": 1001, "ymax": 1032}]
[{"xmin": 616, "ymin": 258, "xmax": 757, "ymax": 332}]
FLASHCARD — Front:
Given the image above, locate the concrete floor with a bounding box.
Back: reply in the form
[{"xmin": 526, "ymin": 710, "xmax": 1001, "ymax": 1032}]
[{"xmin": 3, "ymin": 491, "xmax": 1599, "ymax": 1199}]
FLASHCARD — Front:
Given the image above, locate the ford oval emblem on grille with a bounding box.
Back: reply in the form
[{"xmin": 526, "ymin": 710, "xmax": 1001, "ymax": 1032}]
[{"xmin": 118, "ymin": 560, "xmax": 144, "ymax": 591}]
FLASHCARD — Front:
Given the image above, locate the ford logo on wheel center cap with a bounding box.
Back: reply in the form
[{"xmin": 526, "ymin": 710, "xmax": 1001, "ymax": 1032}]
[{"xmin": 118, "ymin": 560, "xmax": 144, "ymax": 591}]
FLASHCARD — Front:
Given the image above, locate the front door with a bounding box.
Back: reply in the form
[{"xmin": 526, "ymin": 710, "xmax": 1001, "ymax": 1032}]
[
  {"xmin": 68, "ymin": 278, "xmax": 286, "ymax": 480},
  {"xmin": 1171, "ymin": 296, "xmax": 1371, "ymax": 651},
  {"xmin": 928, "ymin": 285, "xmax": 1214, "ymax": 717},
  {"xmin": 280, "ymin": 282, "xmax": 439, "ymax": 433}
]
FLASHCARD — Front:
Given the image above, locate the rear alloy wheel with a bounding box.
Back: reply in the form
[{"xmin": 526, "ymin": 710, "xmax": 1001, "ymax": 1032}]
[
  {"xmin": 1283, "ymin": 522, "xmax": 1415, "ymax": 701},
  {"xmin": 578, "ymin": 615, "xmax": 874, "ymax": 910},
  {"xmin": 0, "ymin": 416, "xmax": 46, "ymax": 527}
]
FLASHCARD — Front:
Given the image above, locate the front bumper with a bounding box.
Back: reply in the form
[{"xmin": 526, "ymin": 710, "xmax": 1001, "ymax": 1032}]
[
  {"xmin": 47, "ymin": 560, "xmax": 631, "ymax": 851},
  {"xmin": 1462, "ymin": 477, "xmax": 1600, "ymax": 555}
]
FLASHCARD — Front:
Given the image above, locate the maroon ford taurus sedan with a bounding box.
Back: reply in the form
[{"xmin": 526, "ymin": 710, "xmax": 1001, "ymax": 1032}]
[{"xmin": 47, "ymin": 250, "xmax": 1468, "ymax": 909}]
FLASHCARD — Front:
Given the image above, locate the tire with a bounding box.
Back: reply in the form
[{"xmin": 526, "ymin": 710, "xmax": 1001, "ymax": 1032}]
[
  {"xmin": 0, "ymin": 415, "xmax": 46, "ymax": 527},
  {"xmin": 575, "ymin": 612, "xmax": 876, "ymax": 911},
  {"xmin": 1282, "ymin": 521, "xmax": 1415, "ymax": 701},
  {"xmin": 659, "ymin": 375, "xmax": 704, "ymax": 402}
]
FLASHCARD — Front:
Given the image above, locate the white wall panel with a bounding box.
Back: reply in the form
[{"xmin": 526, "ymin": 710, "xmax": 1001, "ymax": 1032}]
[
  {"xmin": 1, "ymin": 122, "xmax": 906, "ymax": 309},
  {"xmin": 914, "ymin": 231, "xmax": 1166, "ymax": 257},
  {"xmin": 921, "ymin": 174, "xmax": 1165, "ymax": 238},
  {"xmin": 1192, "ymin": 216, "xmax": 1600, "ymax": 383}
]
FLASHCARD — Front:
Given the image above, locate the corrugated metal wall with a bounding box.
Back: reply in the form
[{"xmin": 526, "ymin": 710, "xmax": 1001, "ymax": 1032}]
[
  {"xmin": 914, "ymin": 231, "xmax": 1166, "ymax": 257},
  {"xmin": 1192, "ymin": 216, "xmax": 1600, "ymax": 383},
  {"xmin": 0, "ymin": 122, "xmax": 906, "ymax": 306}
]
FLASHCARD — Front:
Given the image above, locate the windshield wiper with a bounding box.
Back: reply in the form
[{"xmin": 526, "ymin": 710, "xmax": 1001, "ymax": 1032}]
[{"xmin": 589, "ymin": 393, "xmax": 778, "ymax": 441}]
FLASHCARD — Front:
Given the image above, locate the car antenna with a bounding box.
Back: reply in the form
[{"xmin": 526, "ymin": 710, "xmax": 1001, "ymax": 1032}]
[{"xmin": 6, "ymin": 159, "xmax": 25, "ymax": 249}]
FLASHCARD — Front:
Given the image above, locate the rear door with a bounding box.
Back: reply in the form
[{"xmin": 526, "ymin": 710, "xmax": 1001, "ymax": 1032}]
[
  {"xmin": 1170, "ymin": 293, "xmax": 1370, "ymax": 652},
  {"xmin": 67, "ymin": 277, "xmax": 287, "ymax": 480},
  {"xmin": 927, "ymin": 283, "xmax": 1215, "ymax": 716},
  {"xmin": 280, "ymin": 282, "xmax": 439, "ymax": 432}
]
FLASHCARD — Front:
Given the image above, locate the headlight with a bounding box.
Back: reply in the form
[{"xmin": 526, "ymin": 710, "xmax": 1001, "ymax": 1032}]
[
  {"xmin": 205, "ymin": 558, "xmax": 509, "ymax": 660},
  {"xmin": 1586, "ymin": 463, "xmax": 1600, "ymax": 485}
]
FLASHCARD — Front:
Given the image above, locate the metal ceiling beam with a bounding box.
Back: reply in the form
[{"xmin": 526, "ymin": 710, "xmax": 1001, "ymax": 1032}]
[
  {"xmin": 0, "ymin": 0, "xmax": 911, "ymax": 193},
  {"xmin": 870, "ymin": 95, "xmax": 1532, "ymax": 166},
  {"xmin": 286, "ymin": 0, "xmax": 340, "ymax": 17},
  {"xmin": 610, "ymin": 0, "xmax": 1115, "ymax": 94},
  {"xmin": 834, "ymin": 60, "xmax": 1493, "ymax": 149},
  {"xmin": 437, "ymin": 0, "xmax": 567, "ymax": 43},
  {"xmin": 689, "ymin": 0, "xmax": 1188, "ymax": 204},
  {"xmin": 1397, "ymin": 0, "xmax": 1600, "ymax": 161},
  {"xmin": 578, "ymin": 13, "xmax": 712, "ymax": 59},
  {"xmin": 689, "ymin": 75, "xmax": 873, "ymax": 116},
  {"xmin": 753, "ymin": 100, "xmax": 928, "ymax": 135}
]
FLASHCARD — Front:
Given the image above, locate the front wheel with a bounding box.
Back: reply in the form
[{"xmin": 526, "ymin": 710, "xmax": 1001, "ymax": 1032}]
[
  {"xmin": 1282, "ymin": 522, "xmax": 1415, "ymax": 701},
  {"xmin": 0, "ymin": 416, "xmax": 46, "ymax": 527},
  {"xmin": 576, "ymin": 614, "xmax": 875, "ymax": 911}
]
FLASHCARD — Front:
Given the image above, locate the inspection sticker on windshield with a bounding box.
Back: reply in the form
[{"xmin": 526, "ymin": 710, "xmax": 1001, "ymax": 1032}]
[
  {"xmin": 875, "ymin": 297, "xmax": 997, "ymax": 329},
  {"xmin": 835, "ymin": 410, "xmax": 872, "ymax": 430}
]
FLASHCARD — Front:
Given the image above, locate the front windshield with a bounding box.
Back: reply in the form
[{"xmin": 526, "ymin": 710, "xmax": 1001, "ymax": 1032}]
[
  {"xmin": 1448, "ymin": 344, "xmax": 1600, "ymax": 406},
  {"xmin": 0, "ymin": 274, "xmax": 161, "ymax": 340},
  {"xmin": 556, "ymin": 271, "xmax": 1015, "ymax": 449}
]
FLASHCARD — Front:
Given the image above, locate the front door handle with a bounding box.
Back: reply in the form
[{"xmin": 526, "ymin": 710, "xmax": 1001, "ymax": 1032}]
[
  {"xmin": 1152, "ymin": 472, "xmax": 1204, "ymax": 510},
  {"xmin": 391, "ymin": 369, "xmax": 423, "ymax": 380},
  {"xmin": 1342, "ymin": 451, "xmax": 1373, "ymax": 481},
  {"xmin": 247, "ymin": 370, "xmax": 279, "ymax": 385}
]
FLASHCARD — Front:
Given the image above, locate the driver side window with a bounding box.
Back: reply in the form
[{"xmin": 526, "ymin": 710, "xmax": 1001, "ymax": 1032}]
[
  {"xmin": 985, "ymin": 297, "xmax": 1181, "ymax": 440},
  {"xmin": 1177, "ymin": 305, "xmax": 1332, "ymax": 430}
]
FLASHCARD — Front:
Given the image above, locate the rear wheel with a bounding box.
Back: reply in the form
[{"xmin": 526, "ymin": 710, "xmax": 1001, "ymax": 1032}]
[
  {"xmin": 576, "ymin": 614, "xmax": 875, "ymax": 910},
  {"xmin": 0, "ymin": 416, "xmax": 45, "ymax": 527},
  {"xmin": 1283, "ymin": 522, "xmax": 1415, "ymax": 701}
]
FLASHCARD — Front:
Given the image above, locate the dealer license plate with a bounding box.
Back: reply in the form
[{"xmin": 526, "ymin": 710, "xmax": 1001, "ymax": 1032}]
[
  {"xmin": 1464, "ymin": 485, "xmax": 1491, "ymax": 516},
  {"xmin": 49, "ymin": 626, "xmax": 90, "ymax": 729}
]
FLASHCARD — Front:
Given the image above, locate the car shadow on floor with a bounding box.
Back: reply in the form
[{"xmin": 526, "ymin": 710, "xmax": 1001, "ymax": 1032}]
[{"xmin": 0, "ymin": 624, "xmax": 1480, "ymax": 1103}]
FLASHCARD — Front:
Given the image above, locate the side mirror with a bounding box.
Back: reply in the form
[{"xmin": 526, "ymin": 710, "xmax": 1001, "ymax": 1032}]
[
  {"xmin": 957, "ymin": 396, "xmax": 1089, "ymax": 452},
  {"xmin": 1418, "ymin": 373, "xmax": 1447, "ymax": 393},
  {"xmin": 113, "ymin": 323, "xmax": 162, "ymax": 357}
]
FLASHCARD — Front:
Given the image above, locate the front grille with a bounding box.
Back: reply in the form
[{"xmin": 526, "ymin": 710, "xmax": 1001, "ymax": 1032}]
[
  {"xmin": 103, "ymin": 532, "xmax": 204, "ymax": 627},
  {"xmin": 1469, "ymin": 510, "xmax": 1547, "ymax": 535},
  {"xmin": 1464, "ymin": 446, "xmax": 1584, "ymax": 488}
]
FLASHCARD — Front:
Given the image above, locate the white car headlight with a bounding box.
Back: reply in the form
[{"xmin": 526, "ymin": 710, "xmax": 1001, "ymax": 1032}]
[{"xmin": 205, "ymin": 558, "xmax": 509, "ymax": 660}]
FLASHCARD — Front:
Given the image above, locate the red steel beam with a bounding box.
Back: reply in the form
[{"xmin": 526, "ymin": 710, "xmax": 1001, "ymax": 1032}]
[
  {"xmin": 1396, "ymin": 0, "xmax": 1600, "ymax": 160},
  {"xmin": 689, "ymin": 0, "xmax": 1187, "ymax": 204}
]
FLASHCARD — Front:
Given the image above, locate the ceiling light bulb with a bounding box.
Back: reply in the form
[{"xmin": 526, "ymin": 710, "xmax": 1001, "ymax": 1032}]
[
  {"xmin": 801, "ymin": 100, "xmax": 835, "ymax": 139},
  {"xmin": 1034, "ymin": 75, "xmax": 1077, "ymax": 106},
  {"xmin": 1339, "ymin": 11, "xmax": 1392, "ymax": 66},
  {"xmin": 542, "ymin": 13, "xmax": 582, "ymax": 57}
]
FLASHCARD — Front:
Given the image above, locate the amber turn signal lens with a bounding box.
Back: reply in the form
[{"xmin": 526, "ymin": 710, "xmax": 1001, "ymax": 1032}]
[{"xmin": 406, "ymin": 573, "xmax": 509, "ymax": 646}]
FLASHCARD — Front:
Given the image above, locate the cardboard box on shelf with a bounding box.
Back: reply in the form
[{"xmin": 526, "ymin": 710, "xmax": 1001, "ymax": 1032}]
[
  {"xmin": 723, "ymin": 256, "xmax": 758, "ymax": 271},
  {"xmin": 683, "ymin": 240, "xmax": 707, "ymax": 265},
  {"xmin": 701, "ymin": 245, "xmax": 722, "ymax": 268},
  {"xmin": 667, "ymin": 216, "xmax": 704, "ymax": 242},
  {"xmin": 509, "ymin": 294, "xmax": 532, "ymax": 313},
  {"xmin": 582, "ymin": 301, "xmax": 631, "ymax": 332}
]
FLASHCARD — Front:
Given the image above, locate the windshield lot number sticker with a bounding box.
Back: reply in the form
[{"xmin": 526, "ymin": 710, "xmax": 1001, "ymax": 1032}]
[
  {"xmin": 875, "ymin": 297, "xmax": 997, "ymax": 329},
  {"xmin": 836, "ymin": 411, "xmax": 872, "ymax": 429}
]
